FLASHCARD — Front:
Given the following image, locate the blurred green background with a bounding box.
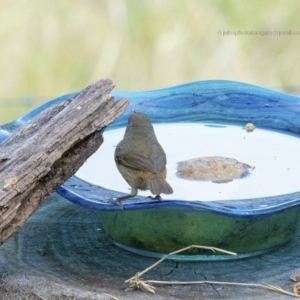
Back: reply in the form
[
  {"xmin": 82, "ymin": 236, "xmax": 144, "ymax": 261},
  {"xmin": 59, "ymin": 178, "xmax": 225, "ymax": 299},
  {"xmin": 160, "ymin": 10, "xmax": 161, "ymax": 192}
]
[{"xmin": 1, "ymin": 0, "xmax": 300, "ymax": 124}]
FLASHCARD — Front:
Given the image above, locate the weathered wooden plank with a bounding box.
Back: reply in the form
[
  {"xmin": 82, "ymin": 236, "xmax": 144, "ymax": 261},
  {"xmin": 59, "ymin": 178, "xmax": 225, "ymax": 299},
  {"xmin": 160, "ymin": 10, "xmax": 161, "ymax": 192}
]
[{"xmin": 0, "ymin": 78, "xmax": 129, "ymax": 245}]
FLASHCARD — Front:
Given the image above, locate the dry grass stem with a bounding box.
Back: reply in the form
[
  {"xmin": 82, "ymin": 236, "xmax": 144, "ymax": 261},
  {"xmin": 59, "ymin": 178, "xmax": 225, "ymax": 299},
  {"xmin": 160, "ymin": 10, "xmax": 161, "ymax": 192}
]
[
  {"xmin": 125, "ymin": 245, "xmax": 300, "ymax": 298},
  {"xmin": 104, "ymin": 293, "xmax": 121, "ymax": 300},
  {"xmin": 134, "ymin": 244, "xmax": 236, "ymax": 279},
  {"xmin": 126, "ymin": 245, "xmax": 237, "ymax": 294},
  {"xmin": 32, "ymin": 292, "xmax": 48, "ymax": 300},
  {"xmin": 261, "ymin": 282, "xmax": 300, "ymax": 298},
  {"xmin": 294, "ymin": 282, "xmax": 300, "ymax": 295}
]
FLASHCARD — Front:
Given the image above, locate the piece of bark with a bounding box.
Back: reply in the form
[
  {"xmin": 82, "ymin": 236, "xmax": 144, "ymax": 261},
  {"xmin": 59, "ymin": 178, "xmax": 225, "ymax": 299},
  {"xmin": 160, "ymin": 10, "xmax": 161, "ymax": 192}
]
[{"xmin": 0, "ymin": 78, "xmax": 129, "ymax": 245}]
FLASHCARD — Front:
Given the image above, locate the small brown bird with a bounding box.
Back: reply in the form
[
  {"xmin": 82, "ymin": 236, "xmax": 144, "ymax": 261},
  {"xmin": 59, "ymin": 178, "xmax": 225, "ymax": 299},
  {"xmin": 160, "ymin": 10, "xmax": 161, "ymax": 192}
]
[{"xmin": 113, "ymin": 112, "xmax": 173, "ymax": 205}]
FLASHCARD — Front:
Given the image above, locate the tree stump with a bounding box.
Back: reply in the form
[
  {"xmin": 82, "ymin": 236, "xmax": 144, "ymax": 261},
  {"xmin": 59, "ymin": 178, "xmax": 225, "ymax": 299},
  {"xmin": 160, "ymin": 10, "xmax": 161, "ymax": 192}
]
[{"xmin": 0, "ymin": 79, "xmax": 129, "ymax": 245}]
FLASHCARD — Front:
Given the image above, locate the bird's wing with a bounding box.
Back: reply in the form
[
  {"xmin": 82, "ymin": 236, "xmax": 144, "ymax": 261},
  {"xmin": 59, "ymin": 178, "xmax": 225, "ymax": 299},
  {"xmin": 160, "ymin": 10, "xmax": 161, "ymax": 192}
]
[{"xmin": 115, "ymin": 143, "xmax": 166, "ymax": 173}]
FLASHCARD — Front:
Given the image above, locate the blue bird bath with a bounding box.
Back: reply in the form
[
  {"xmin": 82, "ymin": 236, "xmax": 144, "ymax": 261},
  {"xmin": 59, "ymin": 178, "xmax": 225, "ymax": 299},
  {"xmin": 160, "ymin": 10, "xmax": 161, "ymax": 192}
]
[{"xmin": 1, "ymin": 80, "xmax": 300, "ymax": 261}]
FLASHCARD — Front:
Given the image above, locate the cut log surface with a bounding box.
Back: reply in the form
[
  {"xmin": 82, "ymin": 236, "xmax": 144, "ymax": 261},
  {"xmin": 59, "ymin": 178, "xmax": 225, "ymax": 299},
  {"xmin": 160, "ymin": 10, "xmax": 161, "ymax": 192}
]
[
  {"xmin": 0, "ymin": 79, "xmax": 129, "ymax": 245},
  {"xmin": 0, "ymin": 193, "xmax": 298, "ymax": 299}
]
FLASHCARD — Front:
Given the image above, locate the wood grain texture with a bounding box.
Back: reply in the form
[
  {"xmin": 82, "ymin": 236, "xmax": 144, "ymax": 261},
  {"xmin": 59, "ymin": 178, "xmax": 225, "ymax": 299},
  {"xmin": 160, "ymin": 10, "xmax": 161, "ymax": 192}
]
[
  {"xmin": 0, "ymin": 79, "xmax": 129, "ymax": 245},
  {"xmin": 0, "ymin": 193, "xmax": 299, "ymax": 299}
]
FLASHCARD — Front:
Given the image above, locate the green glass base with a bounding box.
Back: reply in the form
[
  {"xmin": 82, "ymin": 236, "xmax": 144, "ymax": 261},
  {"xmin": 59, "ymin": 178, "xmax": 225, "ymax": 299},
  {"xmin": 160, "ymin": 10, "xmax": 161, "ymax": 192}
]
[
  {"xmin": 112, "ymin": 240, "xmax": 286, "ymax": 261},
  {"xmin": 100, "ymin": 206, "xmax": 300, "ymax": 260}
]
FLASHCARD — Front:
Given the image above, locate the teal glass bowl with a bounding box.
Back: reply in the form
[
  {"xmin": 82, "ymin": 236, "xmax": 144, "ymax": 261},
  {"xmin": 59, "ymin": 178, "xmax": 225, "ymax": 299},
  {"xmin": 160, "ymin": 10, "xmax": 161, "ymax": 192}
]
[{"xmin": 2, "ymin": 80, "xmax": 300, "ymax": 260}]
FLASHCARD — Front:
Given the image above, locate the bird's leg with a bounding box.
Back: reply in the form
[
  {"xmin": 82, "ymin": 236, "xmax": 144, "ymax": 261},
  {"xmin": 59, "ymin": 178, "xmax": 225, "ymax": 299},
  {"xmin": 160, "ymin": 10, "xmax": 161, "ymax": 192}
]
[
  {"xmin": 147, "ymin": 194, "xmax": 162, "ymax": 200},
  {"xmin": 110, "ymin": 188, "xmax": 138, "ymax": 209}
]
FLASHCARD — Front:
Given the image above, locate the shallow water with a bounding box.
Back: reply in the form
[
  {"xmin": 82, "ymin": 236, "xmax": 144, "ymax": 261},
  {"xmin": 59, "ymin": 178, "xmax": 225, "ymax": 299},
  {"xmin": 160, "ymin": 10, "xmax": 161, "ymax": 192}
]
[{"xmin": 75, "ymin": 123, "xmax": 300, "ymax": 201}]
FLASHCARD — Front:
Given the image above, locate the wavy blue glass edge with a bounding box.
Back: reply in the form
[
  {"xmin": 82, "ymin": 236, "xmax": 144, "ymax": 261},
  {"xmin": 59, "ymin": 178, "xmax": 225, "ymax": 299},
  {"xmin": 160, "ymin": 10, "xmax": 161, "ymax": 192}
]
[
  {"xmin": 1, "ymin": 80, "xmax": 300, "ymax": 216},
  {"xmin": 56, "ymin": 176, "xmax": 300, "ymax": 217}
]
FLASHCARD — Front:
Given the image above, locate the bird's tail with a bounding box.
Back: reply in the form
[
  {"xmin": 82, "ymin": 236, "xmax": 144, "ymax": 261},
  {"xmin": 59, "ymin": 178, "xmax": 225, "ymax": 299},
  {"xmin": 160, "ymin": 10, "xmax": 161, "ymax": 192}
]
[{"xmin": 148, "ymin": 177, "xmax": 173, "ymax": 195}]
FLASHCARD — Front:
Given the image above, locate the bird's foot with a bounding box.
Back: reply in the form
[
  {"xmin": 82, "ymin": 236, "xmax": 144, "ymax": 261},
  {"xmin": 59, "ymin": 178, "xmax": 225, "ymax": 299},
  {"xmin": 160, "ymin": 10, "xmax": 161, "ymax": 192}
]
[
  {"xmin": 109, "ymin": 198, "xmax": 124, "ymax": 209},
  {"xmin": 147, "ymin": 194, "xmax": 162, "ymax": 200},
  {"xmin": 108, "ymin": 194, "xmax": 134, "ymax": 210}
]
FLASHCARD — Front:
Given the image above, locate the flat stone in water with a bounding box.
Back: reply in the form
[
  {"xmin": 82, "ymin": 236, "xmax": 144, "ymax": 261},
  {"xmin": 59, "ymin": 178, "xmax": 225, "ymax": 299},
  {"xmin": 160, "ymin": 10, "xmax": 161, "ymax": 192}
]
[{"xmin": 177, "ymin": 156, "xmax": 253, "ymax": 183}]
